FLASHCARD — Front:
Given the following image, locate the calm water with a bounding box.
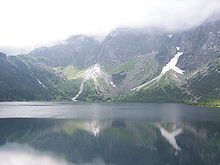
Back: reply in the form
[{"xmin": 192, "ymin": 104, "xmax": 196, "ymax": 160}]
[{"xmin": 0, "ymin": 102, "xmax": 220, "ymax": 165}]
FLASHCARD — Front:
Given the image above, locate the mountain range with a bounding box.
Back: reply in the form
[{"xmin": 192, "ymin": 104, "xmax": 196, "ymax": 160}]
[{"xmin": 0, "ymin": 19, "xmax": 220, "ymax": 106}]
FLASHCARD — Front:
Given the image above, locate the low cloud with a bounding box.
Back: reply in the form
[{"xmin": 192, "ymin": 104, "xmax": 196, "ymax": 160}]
[
  {"xmin": 0, "ymin": 0, "xmax": 220, "ymax": 47},
  {"xmin": 133, "ymin": 0, "xmax": 220, "ymax": 31}
]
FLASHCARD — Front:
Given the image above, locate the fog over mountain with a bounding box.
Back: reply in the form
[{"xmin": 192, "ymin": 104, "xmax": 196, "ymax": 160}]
[
  {"xmin": 0, "ymin": 0, "xmax": 220, "ymax": 49},
  {"xmin": 0, "ymin": 46, "xmax": 33, "ymax": 55}
]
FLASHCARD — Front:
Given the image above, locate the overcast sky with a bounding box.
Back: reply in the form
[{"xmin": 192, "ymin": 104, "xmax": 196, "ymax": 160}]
[{"xmin": 0, "ymin": 0, "xmax": 220, "ymax": 47}]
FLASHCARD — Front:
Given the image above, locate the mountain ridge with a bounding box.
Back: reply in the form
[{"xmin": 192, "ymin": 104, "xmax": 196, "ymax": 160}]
[{"xmin": 0, "ymin": 19, "xmax": 220, "ymax": 106}]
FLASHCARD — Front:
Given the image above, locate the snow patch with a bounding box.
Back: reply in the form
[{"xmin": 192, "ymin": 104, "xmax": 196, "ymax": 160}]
[
  {"xmin": 131, "ymin": 47, "xmax": 184, "ymax": 91},
  {"xmin": 72, "ymin": 64, "xmax": 102, "ymax": 101},
  {"xmin": 152, "ymin": 51, "xmax": 158, "ymax": 55},
  {"xmin": 131, "ymin": 76, "xmax": 159, "ymax": 91},
  {"xmin": 110, "ymin": 81, "xmax": 116, "ymax": 87},
  {"xmin": 36, "ymin": 79, "xmax": 46, "ymax": 88},
  {"xmin": 176, "ymin": 46, "xmax": 180, "ymax": 51},
  {"xmin": 161, "ymin": 52, "xmax": 184, "ymax": 75},
  {"xmin": 71, "ymin": 82, "xmax": 84, "ymax": 101},
  {"xmin": 168, "ymin": 34, "xmax": 173, "ymax": 38},
  {"xmin": 72, "ymin": 64, "xmax": 114, "ymax": 101}
]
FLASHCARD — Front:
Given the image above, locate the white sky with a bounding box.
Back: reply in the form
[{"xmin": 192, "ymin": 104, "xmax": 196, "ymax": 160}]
[{"xmin": 0, "ymin": 0, "xmax": 220, "ymax": 47}]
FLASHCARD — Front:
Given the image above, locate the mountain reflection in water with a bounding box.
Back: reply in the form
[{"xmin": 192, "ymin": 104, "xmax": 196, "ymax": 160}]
[{"xmin": 0, "ymin": 118, "xmax": 220, "ymax": 165}]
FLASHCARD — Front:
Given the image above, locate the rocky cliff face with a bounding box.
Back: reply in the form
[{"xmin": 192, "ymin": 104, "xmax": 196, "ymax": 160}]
[
  {"xmin": 98, "ymin": 28, "xmax": 176, "ymax": 66},
  {"xmin": 98, "ymin": 20, "xmax": 220, "ymax": 71}
]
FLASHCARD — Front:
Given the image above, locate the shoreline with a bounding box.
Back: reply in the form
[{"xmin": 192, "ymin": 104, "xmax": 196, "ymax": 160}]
[{"xmin": 0, "ymin": 100, "xmax": 220, "ymax": 108}]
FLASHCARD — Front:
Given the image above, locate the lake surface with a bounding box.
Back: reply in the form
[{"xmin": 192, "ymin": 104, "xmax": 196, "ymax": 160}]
[{"xmin": 0, "ymin": 102, "xmax": 220, "ymax": 165}]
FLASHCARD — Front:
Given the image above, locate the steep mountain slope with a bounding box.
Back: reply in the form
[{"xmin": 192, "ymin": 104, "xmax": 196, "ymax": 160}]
[
  {"xmin": 0, "ymin": 19, "xmax": 220, "ymax": 104},
  {"xmin": 113, "ymin": 48, "xmax": 187, "ymax": 103},
  {"xmin": 57, "ymin": 64, "xmax": 117, "ymax": 101},
  {"xmin": 0, "ymin": 52, "xmax": 64, "ymax": 101},
  {"xmin": 106, "ymin": 20, "xmax": 220, "ymax": 104},
  {"xmin": 185, "ymin": 57, "xmax": 220, "ymax": 106}
]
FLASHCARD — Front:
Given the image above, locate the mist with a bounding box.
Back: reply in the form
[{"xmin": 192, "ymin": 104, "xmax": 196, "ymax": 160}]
[{"xmin": 0, "ymin": 0, "xmax": 220, "ymax": 47}]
